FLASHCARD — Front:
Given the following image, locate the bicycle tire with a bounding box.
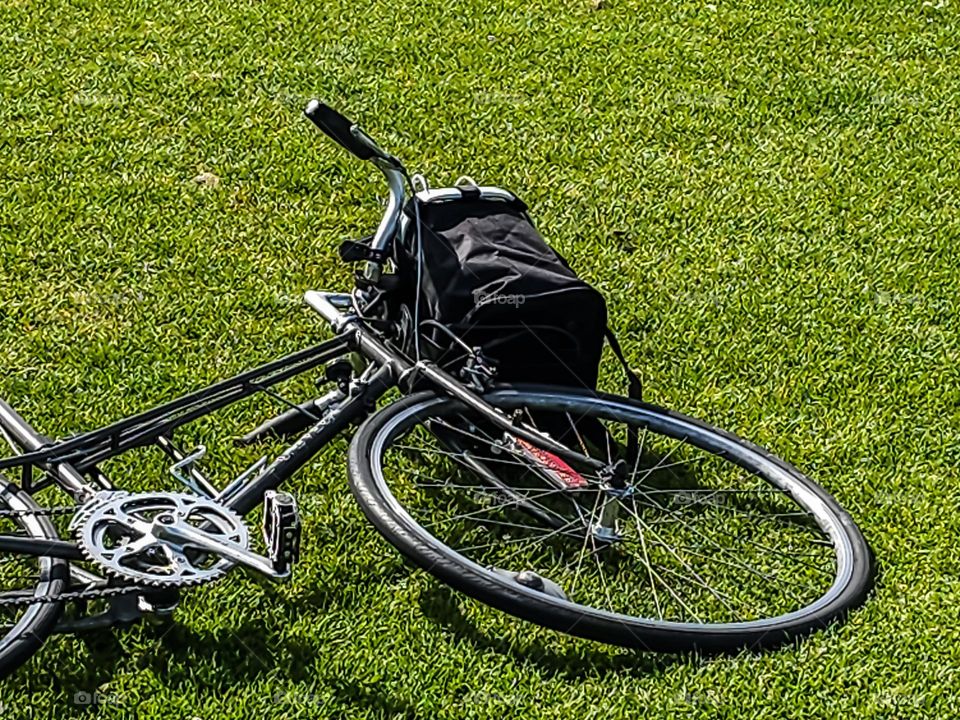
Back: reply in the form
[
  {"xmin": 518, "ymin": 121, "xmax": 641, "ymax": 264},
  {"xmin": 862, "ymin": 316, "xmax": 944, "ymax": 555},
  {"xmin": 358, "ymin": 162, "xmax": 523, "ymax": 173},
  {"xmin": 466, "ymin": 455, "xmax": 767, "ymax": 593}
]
[
  {"xmin": 0, "ymin": 474, "xmax": 68, "ymax": 679},
  {"xmin": 347, "ymin": 385, "xmax": 873, "ymax": 653}
]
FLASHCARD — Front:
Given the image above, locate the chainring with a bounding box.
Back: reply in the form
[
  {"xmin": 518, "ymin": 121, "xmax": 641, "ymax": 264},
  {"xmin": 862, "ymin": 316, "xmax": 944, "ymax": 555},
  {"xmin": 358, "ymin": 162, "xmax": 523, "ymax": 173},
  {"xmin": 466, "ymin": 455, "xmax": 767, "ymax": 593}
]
[{"xmin": 72, "ymin": 491, "xmax": 248, "ymax": 588}]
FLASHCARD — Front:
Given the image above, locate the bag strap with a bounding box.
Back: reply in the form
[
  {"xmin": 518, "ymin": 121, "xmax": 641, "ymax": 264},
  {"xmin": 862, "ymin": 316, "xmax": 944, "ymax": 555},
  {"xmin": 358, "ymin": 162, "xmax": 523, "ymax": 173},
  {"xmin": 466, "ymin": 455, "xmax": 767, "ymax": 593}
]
[
  {"xmin": 604, "ymin": 326, "xmax": 643, "ymax": 469},
  {"xmin": 604, "ymin": 326, "xmax": 642, "ymax": 401}
]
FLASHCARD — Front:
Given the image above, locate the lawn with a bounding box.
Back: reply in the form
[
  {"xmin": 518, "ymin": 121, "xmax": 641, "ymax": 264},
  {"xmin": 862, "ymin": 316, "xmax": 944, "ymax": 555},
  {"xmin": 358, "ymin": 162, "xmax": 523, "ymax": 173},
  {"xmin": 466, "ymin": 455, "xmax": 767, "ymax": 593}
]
[{"xmin": 2, "ymin": 0, "xmax": 960, "ymax": 716}]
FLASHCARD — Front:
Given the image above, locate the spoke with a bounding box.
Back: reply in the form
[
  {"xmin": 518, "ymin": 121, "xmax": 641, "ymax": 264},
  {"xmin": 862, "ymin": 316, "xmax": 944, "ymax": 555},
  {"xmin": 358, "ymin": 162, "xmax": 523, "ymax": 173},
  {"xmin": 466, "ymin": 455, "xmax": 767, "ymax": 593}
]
[
  {"xmin": 625, "ymin": 497, "xmax": 737, "ymax": 617},
  {"xmin": 420, "ymin": 485, "xmax": 589, "ymax": 530},
  {"xmin": 629, "ymin": 425, "xmax": 647, "ymax": 484},
  {"xmin": 633, "ymin": 455, "xmax": 707, "ymax": 479},
  {"xmin": 430, "ymin": 416, "xmax": 519, "ymax": 457},
  {"xmin": 457, "ymin": 514, "xmax": 586, "ymax": 554},
  {"xmin": 635, "ymin": 522, "xmax": 664, "ymax": 620},
  {"xmin": 669, "ymin": 487, "xmax": 828, "ymax": 551},
  {"xmin": 523, "ymin": 407, "xmax": 539, "ymax": 431},
  {"xmin": 569, "ymin": 508, "xmax": 677, "ymax": 621},
  {"xmin": 630, "ymin": 491, "xmax": 825, "ymax": 601},
  {"xmin": 646, "ymin": 559, "xmax": 737, "ymax": 619},
  {"xmin": 662, "ymin": 484, "xmax": 777, "ymax": 507},
  {"xmin": 491, "ymin": 516, "xmax": 586, "ymax": 568},
  {"xmin": 588, "ymin": 532, "xmax": 617, "ymax": 613},
  {"xmin": 647, "ymin": 487, "xmax": 784, "ymax": 495},
  {"xmin": 570, "ymin": 489, "xmax": 605, "ymax": 598},
  {"xmin": 463, "ymin": 515, "xmax": 585, "ymax": 538},
  {"xmin": 592, "ymin": 526, "xmax": 703, "ymax": 622},
  {"xmin": 641, "ymin": 488, "xmax": 833, "ymax": 575},
  {"xmin": 633, "ymin": 437, "xmax": 687, "ymax": 487},
  {"xmin": 566, "ymin": 412, "xmax": 590, "ymax": 456}
]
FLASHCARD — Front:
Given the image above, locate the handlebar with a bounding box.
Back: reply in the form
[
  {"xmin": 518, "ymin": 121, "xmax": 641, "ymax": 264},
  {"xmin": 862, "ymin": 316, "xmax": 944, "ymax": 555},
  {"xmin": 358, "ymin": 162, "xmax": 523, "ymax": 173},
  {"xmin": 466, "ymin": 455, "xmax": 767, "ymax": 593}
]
[
  {"xmin": 303, "ymin": 100, "xmax": 377, "ymax": 160},
  {"xmin": 303, "ymin": 100, "xmax": 407, "ymax": 280}
]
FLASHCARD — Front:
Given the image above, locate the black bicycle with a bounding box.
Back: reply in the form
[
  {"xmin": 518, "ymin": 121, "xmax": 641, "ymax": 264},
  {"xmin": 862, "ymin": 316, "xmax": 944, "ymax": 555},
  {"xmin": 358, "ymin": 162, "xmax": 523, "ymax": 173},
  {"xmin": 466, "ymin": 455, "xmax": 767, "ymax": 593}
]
[{"xmin": 0, "ymin": 101, "xmax": 873, "ymax": 679}]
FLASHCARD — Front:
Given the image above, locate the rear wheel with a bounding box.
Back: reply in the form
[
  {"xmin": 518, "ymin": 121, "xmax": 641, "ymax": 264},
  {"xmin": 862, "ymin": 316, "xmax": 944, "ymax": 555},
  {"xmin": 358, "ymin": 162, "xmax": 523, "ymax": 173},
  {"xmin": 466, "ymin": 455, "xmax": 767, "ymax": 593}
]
[
  {"xmin": 0, "ymin": 474, "xmax": 68, "ymax": 678},
  {"xmin": 348, "ymin": 386, "xmax": 873, "ymax": 652}
]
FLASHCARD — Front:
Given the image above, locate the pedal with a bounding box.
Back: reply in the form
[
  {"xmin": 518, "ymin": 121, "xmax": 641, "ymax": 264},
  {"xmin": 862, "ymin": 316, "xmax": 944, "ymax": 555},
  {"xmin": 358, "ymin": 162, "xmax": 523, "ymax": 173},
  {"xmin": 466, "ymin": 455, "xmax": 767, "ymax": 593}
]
[{"xmin": 262, "ymin": 490, "xmax": 301, "ymax": 577}]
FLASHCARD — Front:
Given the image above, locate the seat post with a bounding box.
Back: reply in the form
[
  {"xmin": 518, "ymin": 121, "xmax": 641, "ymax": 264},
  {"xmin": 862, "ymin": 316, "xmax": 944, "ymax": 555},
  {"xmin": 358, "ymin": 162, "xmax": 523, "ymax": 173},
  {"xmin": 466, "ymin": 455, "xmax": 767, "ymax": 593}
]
[{"xmin": 0, "ymin": 397, "xmax": 46, "ymax": 452}]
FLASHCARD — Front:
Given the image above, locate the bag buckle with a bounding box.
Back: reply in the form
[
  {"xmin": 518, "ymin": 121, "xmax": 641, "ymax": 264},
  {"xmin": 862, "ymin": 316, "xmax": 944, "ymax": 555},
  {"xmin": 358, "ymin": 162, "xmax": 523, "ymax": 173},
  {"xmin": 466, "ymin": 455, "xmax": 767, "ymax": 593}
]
[{"xmin": 454, "ymin": 175, "xmax": 482, "ymax": 200}]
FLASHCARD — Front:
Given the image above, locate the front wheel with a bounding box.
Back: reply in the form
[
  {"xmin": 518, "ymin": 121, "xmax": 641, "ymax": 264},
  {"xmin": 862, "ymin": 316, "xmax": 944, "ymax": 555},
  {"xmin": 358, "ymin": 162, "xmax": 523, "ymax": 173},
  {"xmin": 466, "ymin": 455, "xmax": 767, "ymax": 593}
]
[{"xmin": 348, "ymin": 385, "xmax": 873, "ymax": 652}]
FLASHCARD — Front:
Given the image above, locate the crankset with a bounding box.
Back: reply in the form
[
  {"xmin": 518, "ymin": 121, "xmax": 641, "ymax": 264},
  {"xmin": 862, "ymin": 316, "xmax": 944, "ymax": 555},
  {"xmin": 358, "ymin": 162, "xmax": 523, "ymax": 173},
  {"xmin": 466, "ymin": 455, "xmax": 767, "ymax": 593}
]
[{"xmin": 71, "ymin": 490, "xmax": 302, "ymax": 589}]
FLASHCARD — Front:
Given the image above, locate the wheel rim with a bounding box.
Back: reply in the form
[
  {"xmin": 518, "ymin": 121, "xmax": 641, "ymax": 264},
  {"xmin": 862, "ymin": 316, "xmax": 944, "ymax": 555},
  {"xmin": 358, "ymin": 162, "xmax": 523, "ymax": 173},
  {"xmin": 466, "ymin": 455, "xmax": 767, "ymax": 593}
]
[{"xmin": 367, "ymin": 389, "xmax": 858, "ymax": 634}]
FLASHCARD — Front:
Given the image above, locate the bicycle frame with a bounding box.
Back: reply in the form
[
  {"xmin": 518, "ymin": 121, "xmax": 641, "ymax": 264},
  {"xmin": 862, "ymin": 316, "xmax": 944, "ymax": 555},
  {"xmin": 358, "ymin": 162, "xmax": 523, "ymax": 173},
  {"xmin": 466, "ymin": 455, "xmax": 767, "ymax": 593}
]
[
  {"xmin": 0, "ymin": 102, "xmax": 610, "ymax": 566},
  {"xmin": 0, "ymin": 290, "xmax": 609, "ymax": 562}
]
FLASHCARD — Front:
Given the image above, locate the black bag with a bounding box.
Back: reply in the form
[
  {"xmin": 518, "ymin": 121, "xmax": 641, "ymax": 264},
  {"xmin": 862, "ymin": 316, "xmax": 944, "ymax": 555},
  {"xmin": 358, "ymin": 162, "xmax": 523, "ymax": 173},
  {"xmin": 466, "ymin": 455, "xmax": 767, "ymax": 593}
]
[{"xmin": 394, "ymin": 185, "xmax": 613, "ymax": 389}]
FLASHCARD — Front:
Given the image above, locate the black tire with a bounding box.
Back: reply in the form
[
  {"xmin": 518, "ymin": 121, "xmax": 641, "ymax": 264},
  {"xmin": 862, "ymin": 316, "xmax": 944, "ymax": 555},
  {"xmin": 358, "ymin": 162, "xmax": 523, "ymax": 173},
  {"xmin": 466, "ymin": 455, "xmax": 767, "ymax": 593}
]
[
  {"xmin": 0, "ymin": 475, "xmax": 68, "ymax": 678},
  {"xmin": 348, "ymin": 385, "xmax": 873, "ymax": 653}
]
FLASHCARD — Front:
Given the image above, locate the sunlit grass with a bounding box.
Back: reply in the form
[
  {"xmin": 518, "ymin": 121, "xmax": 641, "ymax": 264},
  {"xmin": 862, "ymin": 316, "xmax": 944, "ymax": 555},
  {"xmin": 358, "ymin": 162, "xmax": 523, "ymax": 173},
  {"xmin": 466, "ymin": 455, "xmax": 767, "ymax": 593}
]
[{"xmin": 2, "ymin": 0, "xmax": 960, "ymax": 716}]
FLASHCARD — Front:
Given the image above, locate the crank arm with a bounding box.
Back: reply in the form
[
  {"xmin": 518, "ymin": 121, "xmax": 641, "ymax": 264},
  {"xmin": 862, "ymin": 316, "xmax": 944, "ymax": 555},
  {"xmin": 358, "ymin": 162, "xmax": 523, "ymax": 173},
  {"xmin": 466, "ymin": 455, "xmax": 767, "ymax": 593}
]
[{"xmin": 152, "ymin": 520, "xmax": 288, "ymax": 580}]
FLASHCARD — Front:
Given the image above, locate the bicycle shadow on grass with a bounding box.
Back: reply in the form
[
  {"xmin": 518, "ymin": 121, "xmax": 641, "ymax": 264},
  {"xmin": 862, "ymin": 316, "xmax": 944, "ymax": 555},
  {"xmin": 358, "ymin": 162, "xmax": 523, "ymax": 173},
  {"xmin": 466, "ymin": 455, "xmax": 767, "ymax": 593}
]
[
  {"xmin": 40, "ymin": 615, "xmax": 301, "ymax": 696},
  {"xmin": 35, "ymin": 534, "xmax": 415, "ymax": 701},
  {"xmin": 416, "ymin": 583, "xmax": 692, "ymax": 681},
  {"xmin": 41, "ymin": 620, "xmax": 424, "ymax": 719}
]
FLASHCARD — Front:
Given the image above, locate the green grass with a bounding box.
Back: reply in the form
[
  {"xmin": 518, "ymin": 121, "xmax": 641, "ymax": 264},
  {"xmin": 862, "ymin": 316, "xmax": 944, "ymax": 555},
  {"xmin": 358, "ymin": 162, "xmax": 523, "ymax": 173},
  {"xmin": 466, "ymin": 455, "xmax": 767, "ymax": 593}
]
[{"xmin": 2, "ymin": 0, "xmax": 960, "ymax": 716}]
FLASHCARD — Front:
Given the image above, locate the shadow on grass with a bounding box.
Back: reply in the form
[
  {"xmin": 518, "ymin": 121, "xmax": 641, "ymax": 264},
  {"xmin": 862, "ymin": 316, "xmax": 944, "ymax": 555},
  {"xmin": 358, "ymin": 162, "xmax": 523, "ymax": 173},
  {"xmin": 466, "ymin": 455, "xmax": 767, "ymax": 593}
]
[
  {"xmin": 417, "ymin": 583, "xmax": 691, "ymax": 680},
  {"xmin": 43, "ymin": 617, "xmax": 299, "ymax": 696},
  {"xmin": 38, "ymin": 556, "xmax": 413, "ymax": 703},
  {"xmin": 325, "ymin": 677, "xmax": 422, "ymax": 718}
]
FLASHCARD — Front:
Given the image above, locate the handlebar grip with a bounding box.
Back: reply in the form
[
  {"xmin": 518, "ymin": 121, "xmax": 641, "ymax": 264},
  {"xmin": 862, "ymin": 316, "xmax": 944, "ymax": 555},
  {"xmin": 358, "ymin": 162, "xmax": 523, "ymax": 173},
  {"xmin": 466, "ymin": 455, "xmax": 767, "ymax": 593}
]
[{"xmin": 303, "ymin": 100, "xmax": 375, "ymax": 160}]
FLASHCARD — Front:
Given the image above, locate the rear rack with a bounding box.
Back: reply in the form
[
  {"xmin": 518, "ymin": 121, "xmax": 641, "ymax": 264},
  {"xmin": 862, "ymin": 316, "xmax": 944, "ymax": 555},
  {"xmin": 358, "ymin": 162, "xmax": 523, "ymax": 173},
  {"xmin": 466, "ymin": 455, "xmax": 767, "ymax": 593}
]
[{"xmin": 0, "ymin": 336, "xmax": 350, "ymax": 472}]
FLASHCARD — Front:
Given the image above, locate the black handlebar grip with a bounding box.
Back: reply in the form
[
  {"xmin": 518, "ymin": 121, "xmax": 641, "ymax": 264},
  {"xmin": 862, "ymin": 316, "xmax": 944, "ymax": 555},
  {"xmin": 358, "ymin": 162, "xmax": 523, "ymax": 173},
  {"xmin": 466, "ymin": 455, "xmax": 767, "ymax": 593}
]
[{"xmin": 303, "ymin": 100, "xmax": 375, "ymax": 160}]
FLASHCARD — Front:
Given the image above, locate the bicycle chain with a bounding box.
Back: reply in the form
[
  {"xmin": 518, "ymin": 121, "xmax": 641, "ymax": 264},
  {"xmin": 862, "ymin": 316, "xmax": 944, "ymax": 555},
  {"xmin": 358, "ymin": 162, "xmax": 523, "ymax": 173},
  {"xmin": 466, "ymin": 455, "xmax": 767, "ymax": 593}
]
[
  {"xmin": 0, "ymin": 505, "xmax": 78, "ymax": 518},
  {"xmin": 0, "ymin": 583, "xmax": 146, "ymax": 608},
  {"xmin": 0, "ymin": 502, "xmax": 147, "ymax": 608}
]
